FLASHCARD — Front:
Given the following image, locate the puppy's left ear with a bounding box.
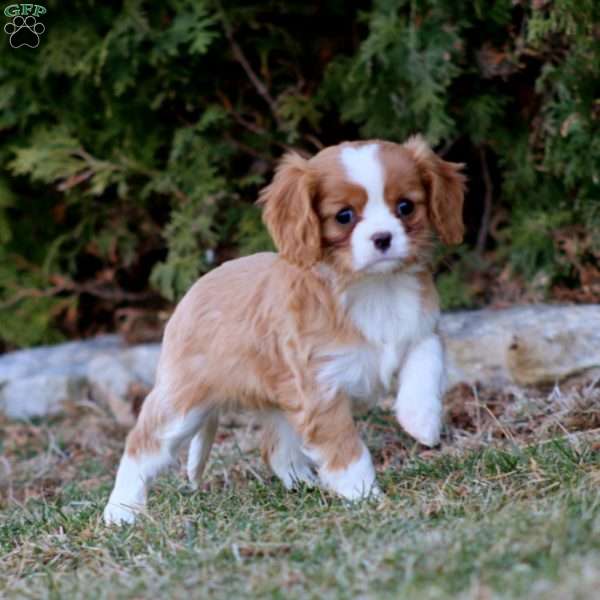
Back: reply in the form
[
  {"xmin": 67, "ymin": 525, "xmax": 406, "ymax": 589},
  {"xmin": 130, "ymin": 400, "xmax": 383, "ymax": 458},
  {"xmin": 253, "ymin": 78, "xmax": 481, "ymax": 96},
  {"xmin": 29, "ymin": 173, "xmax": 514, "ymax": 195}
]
[
  {"xmin": 404, "ymin": 135, "xmax": 467, "ymax": 245},
  {"xmin": 258, "ymin": 152, "xmax": 321, "ymax": 268}
]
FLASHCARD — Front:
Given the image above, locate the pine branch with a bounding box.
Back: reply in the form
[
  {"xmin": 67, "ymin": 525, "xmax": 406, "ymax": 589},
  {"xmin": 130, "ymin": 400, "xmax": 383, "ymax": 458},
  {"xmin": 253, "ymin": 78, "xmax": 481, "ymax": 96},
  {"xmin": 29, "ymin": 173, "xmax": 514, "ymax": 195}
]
[
  {"xmin": 0, "ymin": 280, "xmax": 157, "ymax": 311},
  {"xmin": 216, "ymin": 2, "xmax": 283, "ymax": 129}
]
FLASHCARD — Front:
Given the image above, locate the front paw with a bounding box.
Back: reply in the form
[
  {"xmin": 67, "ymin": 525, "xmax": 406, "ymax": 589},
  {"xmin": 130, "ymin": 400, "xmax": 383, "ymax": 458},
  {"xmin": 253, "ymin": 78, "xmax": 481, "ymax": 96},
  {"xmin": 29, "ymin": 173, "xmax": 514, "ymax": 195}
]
[
  {"xmin": 103, "ymin": 502, "xmax": 138, "ymax": 525},
  {"xmin": 331, "ymin": 480, "xmax": 382, "ymax": 502},
  {"xmin": 318, "ymin": 443, "xmax": 380, "ymax": 500},
  {"xmin": 395, "ymin": 402, "xmax": 442, "ymax": 447}
]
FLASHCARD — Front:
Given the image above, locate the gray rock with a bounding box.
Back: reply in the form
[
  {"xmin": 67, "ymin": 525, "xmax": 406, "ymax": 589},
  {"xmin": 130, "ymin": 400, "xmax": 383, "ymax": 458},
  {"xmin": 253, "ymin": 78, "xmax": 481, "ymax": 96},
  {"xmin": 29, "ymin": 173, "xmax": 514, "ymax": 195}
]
[
  {"xmin": 86, "ymin": 354, "xmax": 139, "ymax": 426},
  {"xmin": 1, "ymin": 304, "xmax": 599, "ymax": 420},
  {"xmin": 440, "ymin": 304, "xmax": 600, "ymax": 386},
  {"xmin": 0, "ymin": 335, "xmax": 159, "ymax": 421},
  {"xmin": 121, "ymin": 344, "xmax": 161, "ymax": 385},
  {"xmin": 0, "ymin": 335, "xmax": 123, "ymax": 381},
  {"xmin": 0, "ymin": 372, "xmax": 88, "ymax": 419}
]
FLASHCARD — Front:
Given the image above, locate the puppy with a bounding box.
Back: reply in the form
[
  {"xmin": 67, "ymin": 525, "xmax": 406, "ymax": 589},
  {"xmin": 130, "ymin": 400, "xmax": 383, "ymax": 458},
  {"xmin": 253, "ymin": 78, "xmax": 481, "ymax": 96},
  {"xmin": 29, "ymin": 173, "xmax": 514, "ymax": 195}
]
[{"xmin": 104, "ymin": 136, "xmax": 466, "ymax": 525}]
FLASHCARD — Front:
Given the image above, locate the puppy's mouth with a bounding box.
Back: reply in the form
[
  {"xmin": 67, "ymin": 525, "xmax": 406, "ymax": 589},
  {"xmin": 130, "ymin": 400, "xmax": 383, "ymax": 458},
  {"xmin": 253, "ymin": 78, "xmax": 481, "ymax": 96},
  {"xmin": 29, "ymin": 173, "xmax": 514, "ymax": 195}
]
[{"xmin": 359, "ymin": 255, "xmax": 404, "ymax": 274}]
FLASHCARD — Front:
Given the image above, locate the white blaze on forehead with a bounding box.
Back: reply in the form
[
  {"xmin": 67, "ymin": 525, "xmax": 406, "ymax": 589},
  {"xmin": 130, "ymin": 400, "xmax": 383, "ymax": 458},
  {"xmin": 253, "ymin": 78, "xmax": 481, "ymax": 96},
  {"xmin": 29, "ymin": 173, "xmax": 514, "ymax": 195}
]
[
  {"xmin": 339, "ymin": 144, "xmax": 384, "ymax": 203},
  {"xmin": 340, "ymin": 142, "xmax": 409, "ymax": 272}
]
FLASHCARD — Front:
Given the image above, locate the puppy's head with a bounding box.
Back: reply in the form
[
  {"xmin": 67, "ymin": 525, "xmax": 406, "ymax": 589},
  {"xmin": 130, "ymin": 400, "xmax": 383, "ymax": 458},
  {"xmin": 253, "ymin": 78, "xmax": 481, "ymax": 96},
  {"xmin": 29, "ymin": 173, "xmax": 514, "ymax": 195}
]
[{"xmin": 259, "ymin": 136, "xmax": 466, "ymax": 275}]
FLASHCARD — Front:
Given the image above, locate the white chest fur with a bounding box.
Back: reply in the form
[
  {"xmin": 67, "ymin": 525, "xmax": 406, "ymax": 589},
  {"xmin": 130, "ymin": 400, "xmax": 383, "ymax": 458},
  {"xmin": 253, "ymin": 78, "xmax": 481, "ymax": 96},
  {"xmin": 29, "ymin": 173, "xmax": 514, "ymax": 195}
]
[{"xmin": 317, "ymin": 272, "xmax": 438, "ymax": 401}]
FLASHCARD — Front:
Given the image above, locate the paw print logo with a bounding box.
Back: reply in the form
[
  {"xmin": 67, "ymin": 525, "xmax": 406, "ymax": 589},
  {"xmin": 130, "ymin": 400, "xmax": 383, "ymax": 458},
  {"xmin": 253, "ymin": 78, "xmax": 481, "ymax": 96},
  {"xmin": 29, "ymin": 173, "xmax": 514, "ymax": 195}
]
[{"xmin": 4, "ymin": 15, "xmax": 45, "ymax": 48}]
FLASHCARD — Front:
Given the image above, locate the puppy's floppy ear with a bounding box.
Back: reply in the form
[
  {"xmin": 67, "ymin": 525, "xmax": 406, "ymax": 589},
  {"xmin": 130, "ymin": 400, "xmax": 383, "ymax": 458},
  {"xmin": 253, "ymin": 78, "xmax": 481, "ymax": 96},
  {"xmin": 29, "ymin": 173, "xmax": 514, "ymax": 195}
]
[
  {"xmin": 258, "ymin": 152, "xmax": 321, "ymax": 268},
  {"xmin": 404, "ymin": 135, "xmax": 467, "ymax": 245}
]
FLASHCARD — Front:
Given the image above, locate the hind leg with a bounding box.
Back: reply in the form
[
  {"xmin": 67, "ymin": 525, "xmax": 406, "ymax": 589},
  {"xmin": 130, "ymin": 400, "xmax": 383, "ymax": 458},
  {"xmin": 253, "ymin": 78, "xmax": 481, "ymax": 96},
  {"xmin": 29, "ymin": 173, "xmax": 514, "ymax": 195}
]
[
  {"xmin": 262, "ymin": 412, "xmax": 317, "ymax": 489},
  {"xmin": 103, "ymin": 388, "xmax": 208, "ymax": 525},
  {"xmin": 187, "ymin": 410, "xmax": 219, "ymax": 490}
]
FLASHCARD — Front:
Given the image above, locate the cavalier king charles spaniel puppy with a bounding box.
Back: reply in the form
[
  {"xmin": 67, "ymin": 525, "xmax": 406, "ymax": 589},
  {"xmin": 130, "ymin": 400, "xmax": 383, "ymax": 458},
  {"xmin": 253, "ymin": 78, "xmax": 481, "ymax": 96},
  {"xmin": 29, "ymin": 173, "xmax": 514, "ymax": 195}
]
[{"xmin": 104, "ymin": 136, "xmax": 466, "ymax": 524}]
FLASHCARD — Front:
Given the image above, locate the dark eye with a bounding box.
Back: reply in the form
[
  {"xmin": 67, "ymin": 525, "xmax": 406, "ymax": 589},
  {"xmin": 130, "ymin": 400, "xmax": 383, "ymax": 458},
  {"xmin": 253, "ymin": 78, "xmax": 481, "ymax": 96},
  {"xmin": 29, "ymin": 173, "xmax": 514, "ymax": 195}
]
[
  {"xmin": 335, "ymin": 207, "xmax": 355, "ymax": 225},
  {"xmin": 396, "ymin": 199, "xmax": 415, "ymax": 218}
]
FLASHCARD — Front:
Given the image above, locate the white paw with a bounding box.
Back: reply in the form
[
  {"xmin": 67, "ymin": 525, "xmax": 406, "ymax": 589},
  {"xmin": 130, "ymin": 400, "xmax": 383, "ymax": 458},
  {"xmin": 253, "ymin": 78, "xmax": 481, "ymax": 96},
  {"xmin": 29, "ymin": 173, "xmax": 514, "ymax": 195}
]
[
  {"xmin": 318, "ymin": 442, "xmax": 379, "ymax": 501},
  {"xmin": 396, "ymin": 404, "xmax": 441, "ymax": 447},
  {"xmin": 103, "ymin": 502, "xmax": 138, "ymax": 525},
  {"xmin": 277, "ymin": 459, "xmax": 318, "ymax": 489},
  {"xmin": 338, "ymin": 483, "xmax": 383, "ymax": 502},
  {"xmin": 333, "ymin": 480, "xmax": 382, "ymax": 502}
]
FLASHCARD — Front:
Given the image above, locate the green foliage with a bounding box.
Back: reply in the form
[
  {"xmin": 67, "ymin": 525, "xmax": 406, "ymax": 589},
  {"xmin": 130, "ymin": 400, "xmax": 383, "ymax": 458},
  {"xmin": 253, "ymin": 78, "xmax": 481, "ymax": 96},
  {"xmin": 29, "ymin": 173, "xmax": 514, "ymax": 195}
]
[
  {"xmin": 1, "ymin": 0, "xmax": 599, "ymax": 346},
  {"xmin": 321, "ymin": 0, "xmax": 464, "ymax": 144},
  {"xmin": 436, "ymin": 269, "xmax": 473, "ymax": 312}
]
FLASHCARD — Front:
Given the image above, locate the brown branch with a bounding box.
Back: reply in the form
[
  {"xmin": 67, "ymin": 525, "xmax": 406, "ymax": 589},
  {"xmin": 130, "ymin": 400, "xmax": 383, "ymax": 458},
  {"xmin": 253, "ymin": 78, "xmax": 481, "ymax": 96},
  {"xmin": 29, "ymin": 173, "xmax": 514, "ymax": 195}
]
[
  {"xmin": 0, "ymin": 286, "xmax": 67, "ymax": 311},
  {"xmin": 305, "ymin": 134, "xmax": 324, "ymax": 151},
  {"xmin": 117, "ymin": 154, "xmax": 193, "ymax": 204},
  {"xmin": 75, "ymin": 282, "xmax": 157, "ymax": 302},
  {"xmin": 217, "ymin": 3, "xmax": 283, "ymax": 128},
  {"xmin": 217, "ymin": 91, "xmax": 295, "ymax": 155},
  {"xmin": 162, "ymin": 184, "xmax": 190, "ymax": 205},
  {"xmin": 476, "ymin": 145, "xmax": 494, "ymax": 255},
  {"xmin": 232, "ymin": 113, "xmax": 266, "ymax": 136},
  {"xmin": 56, "ymin": 169, "xmax": 94, "ymax": 191},
  {"xmin": 216, "ymin": 89, "xmax": 266, "ymax": 135},
  {"xmin": 224, "ymin": 134, "xmax": 272, "ymax": 161},
  {"xmin": 0, "ymin": 281, "xmax": 157, "ymax": 311},
  {"xmin": 72, "ymin": 148, "xmax": 192, "ymax": 205}
]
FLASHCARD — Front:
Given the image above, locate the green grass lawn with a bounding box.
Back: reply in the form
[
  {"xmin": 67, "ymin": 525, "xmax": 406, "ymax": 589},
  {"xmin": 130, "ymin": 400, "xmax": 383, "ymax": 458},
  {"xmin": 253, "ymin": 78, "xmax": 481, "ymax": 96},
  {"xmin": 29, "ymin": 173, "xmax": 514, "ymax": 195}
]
[{"xmin": 1, "ymin": 382, "xmax": 599, "ymax": 599}]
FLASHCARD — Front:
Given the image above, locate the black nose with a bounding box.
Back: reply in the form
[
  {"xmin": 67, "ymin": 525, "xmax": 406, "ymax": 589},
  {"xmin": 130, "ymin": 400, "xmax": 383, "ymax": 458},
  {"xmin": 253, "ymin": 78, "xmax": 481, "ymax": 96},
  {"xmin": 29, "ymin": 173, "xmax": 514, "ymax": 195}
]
[{"xmin": 371, "ymin": 231, "xmax": 392, "ymax": 252}]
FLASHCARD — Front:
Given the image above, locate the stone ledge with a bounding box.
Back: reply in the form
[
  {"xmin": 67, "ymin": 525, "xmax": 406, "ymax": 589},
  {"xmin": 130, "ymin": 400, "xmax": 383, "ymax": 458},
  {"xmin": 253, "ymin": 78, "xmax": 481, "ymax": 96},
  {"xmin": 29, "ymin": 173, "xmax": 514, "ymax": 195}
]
[
  {"xmin": 441, "ymin": 304, "xmax": 600, "ymax": 386},
  {"xmin": 1, "ymin": 304, "xmax": 599, "ymax": 420},
  {"xmin": 0, "ymin": 336, "xmax": 160, "ymax": 422}
]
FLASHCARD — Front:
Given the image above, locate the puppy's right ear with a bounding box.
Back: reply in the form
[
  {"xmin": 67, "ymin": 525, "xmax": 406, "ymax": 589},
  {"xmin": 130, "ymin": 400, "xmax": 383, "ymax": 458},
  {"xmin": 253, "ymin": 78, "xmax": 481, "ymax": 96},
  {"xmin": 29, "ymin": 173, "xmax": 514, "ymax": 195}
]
[{"xmin": 258, "ymin": 152, "xmax": 321, "ymax": 268}]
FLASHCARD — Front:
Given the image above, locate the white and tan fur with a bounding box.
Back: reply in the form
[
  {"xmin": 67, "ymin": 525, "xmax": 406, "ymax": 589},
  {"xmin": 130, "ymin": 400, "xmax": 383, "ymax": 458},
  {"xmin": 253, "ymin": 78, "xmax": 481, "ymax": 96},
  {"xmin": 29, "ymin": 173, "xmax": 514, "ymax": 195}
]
[{"xmin": 104, "ymin": 136, "xmax": 466, "ymax": 524}]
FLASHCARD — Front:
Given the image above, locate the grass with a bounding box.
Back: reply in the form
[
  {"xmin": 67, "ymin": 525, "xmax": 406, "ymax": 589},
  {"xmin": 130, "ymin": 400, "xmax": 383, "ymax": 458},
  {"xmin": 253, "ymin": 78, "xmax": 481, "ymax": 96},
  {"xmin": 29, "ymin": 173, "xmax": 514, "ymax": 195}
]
[{"xmin": 1, "ymin": 378, "xmax": 599, "ymax": 599}]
